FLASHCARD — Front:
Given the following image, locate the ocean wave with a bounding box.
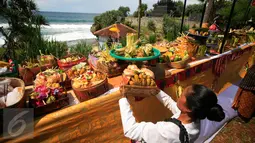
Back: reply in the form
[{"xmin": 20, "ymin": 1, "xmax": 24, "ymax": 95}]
[
  {"xmin": 0, "ymin": 22, "xmax": 95, "ymax": 46},
  {"xmin": 43, "ymin": 31, "xmax": 96, "ymax": 42},
  {"xmin": 0, "ymin": 37, "xmax": 5, "ymax": 46},
  {"xmin": 0, "ymin": 23, "xmax": 9, "ymax": 28},
  {"xmin": 42, "ymin": 23, "xmax": 92, "ymax": 29},
  {"xmin": 1, "ymin": 23, "xmax": 92, "ymax": 29},
  {"xmin": 47, "ymin": 19, "xmax": 94, "ymax": 23}
]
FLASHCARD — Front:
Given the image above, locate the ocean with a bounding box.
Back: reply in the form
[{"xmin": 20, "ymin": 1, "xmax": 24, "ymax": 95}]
[{"xmin": 0, "ymin": 11, "xmax": 99, "ymax": 46}]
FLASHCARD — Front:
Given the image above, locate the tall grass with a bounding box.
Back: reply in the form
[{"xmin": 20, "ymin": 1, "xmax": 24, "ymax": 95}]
[
  {"xmin": 9, "ymin": 25, "xmax": 68, "ymax": 63},
  {"xmin": 69, "ymin": 42, "xmax": 92, "ymax": 58},
  {"xmin": 42, "ymin": 40, "xmax": 68, "ymax": 58},
  {"xmin": 147, "ymin": 20, "xmax": 156, "ymax": 32}
]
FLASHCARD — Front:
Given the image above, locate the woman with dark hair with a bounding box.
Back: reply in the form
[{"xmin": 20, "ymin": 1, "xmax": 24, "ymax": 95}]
[
  {"xmin": 119, "ymin": 84, "xmax": 225, "ymax": 143},
  {"xmin": 232, "ymin": 64, "xmax": 255, "ymax": 120}
]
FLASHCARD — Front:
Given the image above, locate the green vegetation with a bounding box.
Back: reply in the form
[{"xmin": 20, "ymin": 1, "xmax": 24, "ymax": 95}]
[
  {"xmin": 185, "ymin": 4, "xmax": 204, "ymax": 17},
  {"xmin": 147, "ymin": 20, "xmax": 156, "ymax": 32},
  {"xmin": 69, "ymin": 42, "xmax": 93, "ymax": 58},
  {"xmin": 124, "ymin": 20, "xmax": 135, "ymax": 29},
  {"xmin": 186, "ymin": 0, "xmax": 255, "ymax": 25},
  {"xmin": 148, "ymin": 33, "xmax": 157, "ymax": 44},
  {"xmin": 118, "ymin": 6, "xmax": 130, "ymax": 17},
  {"xmin": 120, "ymin": 37, "xmax": 127, "ymax": 47},
  {"xmin": 173, "ymin": 1, "xmax": 184, "ymax": 17},
  {"xmin": 41, "ymin": 40, "xmax": 68, "ymax": 58},
  {"xmin": 152, "ymin": 0, "xmax": 255, "ymax": 27},
  {"xmin": 151, "ymin": 0, "xmax": 184, "ymax": 17},
  {"xmin": 133, "ymin": 3, "xmax": 148, "ymax": 17},
  {"xmin": 91, "ymin": 10, "xmax": 124, "ymax": 33},
  {"xmin": 163, "ymin": 15, "xmax": 189, "ymax": 42},
  {"xmin": 218, "ymin": 0, "xmax": 255, "ymax": 28},
  {"xmin": 91, "ymin": 6, "xmax": 132, "ymax": 33},
  {"xmin": 0, "ymin": 0, "xmax": 47, "ymax": 61},
  {"xmin": 0, "ymin": 0, "xmax": 70, "ymax": 63}
]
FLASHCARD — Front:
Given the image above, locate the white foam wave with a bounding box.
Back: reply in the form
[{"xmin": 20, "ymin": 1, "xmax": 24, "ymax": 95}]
[
  {"xmin": 0, "ymin": 37, "xmax": 5, "ymax": 46},
  {"xmin": 1, "ymin": 23, "xmax": 92, "ymax": 29},
  {"xmin": 43, "ymin": 31, "xmax": 96, "ymax": 42},
  {"xmin": 0, "ymin": 23, "xmax": 96, "ymax": 46},
  {"xmin": 42, "ymin": 24, "xmax": 92, "ymax": 29},
  {"xmin": 0, "ymin": 24, "xmax": 8, "ymax": 28}
]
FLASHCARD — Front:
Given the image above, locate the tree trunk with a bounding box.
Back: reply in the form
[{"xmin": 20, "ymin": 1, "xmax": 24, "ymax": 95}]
[
  {"xmin": 138, "ymin": 0, "xmax": 142, "ymax": 38},
  {"xmin": 203, "ymin": 0, "xmax": 214, "ymax": 23}
]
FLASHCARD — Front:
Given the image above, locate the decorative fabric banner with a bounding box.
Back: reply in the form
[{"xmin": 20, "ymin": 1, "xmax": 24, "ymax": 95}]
[
  {"xmin": 212, "ymin": 54, "xmax": 228, "ymax": 77},
  {"xmin": 229, "ymin": 50, "xmax": 244, "ymax": 61},
  {"xmin": 157, "ymin": 60, "xmax": 213, "ymax": 87},
  {"xmin": 178, "ymin": 70, "xmax": 186, "ymax": 81},
  {"xmin": 165, "ymin": 76, "xmax": 175, "ymax": 87},
  {"xmin": 157, "ymin": 44, "xmax": 253, "ymax": 88},
  {"xmin": 195, "ymin": 64, "xmax": 203, "ymax": 74},
  {"xmin": 202, "ymin": 60, "xmax": 213, "ymax": 71}
]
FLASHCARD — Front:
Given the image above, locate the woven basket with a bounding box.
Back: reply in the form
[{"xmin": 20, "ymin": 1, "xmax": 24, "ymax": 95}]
[
  {"xmin": 120, "ymin": 85, "xmax": 160, "ymax": 98},
  {"xmin": 38, "ymin": 55, "xmax": 56, "ymax": 66},
  {"xmin": 169, "ymin": 58, "xmax": 190, "ymax": 69},
  {"xmin": 95, "ymin": 61, "xmax": 128, "ymax": 78},
  {"xmin": 0, "ymin": 78, "xmax": 25, "ymax": 108},
  {"xmin": 29, "ymin": 94, "xmax": 69, "ymax": 117},
  {"xmin": 57, "ymin": 54, "xmax": 86, "ymax": 71},
  {"xmin": 18, "ymin": 63, "xmax": 53, "ymax": 86},
  {"xmin": 72, "ymin": 73, "xmax": 109, "ymax": 102}
]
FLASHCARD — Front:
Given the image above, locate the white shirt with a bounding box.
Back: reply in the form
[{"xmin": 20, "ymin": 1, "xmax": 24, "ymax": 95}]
[{"xmin": 119, "ymin": 90, "xmax": 200, "ymax": 143}]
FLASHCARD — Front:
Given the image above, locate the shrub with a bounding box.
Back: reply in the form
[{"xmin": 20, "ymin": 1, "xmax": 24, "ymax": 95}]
[
  {"xmin": 148, "ymin": 33, "xmax": 157, "ymax": 44},
  {"xmin": 163, "ymin": 15, "xmax": 189, "ymax": 41},
  {"xmin": 91, "ymin": 10, "xmax": 125, "ymax": 32},
  {"xmin": 124, "ymin": 20, "xmax": 135, "ymax": 29},
  {"xmin": 133, "ymin": 3, "xmax": 148, "ymax": 18},
  {"xmin": 69, "ymin": 42, "xmax": 92, "ymax": 58},
  {"xmin": 42, "ymin": 40, "xmax": 68, "ymax": 58},
  {"xmin": 133, "ymin": 11, "xmax": 139, "ymax": 18},
  {"xmin": 118, "ymin": 6, "xmax": 130, "ymax": 17},
  {"xmin": 147, "ymin": 20, "xmax": 156, "ymax": 32},
  {"xmin": 0, "ymin": 0, "xmax": 47, "ymax": 61},
  {"xmin": 120, "ymin": 37, "xmax": 127, "ymax": 47}
]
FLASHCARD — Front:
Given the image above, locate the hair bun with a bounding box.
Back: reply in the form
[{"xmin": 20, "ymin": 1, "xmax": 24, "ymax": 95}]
[{"xmin": 207, "ymin": 104, "xmax": 225, "ymax": 122}]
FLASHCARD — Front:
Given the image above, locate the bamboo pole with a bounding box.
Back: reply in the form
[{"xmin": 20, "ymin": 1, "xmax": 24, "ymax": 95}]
[
  {"xmin": 138, "ymin": 0, "xmax": 142, "ymax": 39},
  {"xmin": 200, "ymin": 1, "xmax": 207, "ymax": 28},
  {"xmin": 180, "ymin": 0, "xmax": 187, "ymax": 33},
  {"xmin": 219, "ymin": 0, "xmax": 237, "ymax": 53}
]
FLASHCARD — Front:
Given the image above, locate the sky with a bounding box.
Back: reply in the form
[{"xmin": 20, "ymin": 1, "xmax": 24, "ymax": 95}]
[{"xmin": 35, "ymin": 0, "xmax": 200, "ymax": 13}]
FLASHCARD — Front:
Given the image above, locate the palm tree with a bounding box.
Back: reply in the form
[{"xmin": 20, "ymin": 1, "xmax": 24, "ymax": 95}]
[{"xmin": 0, "ymin": 0, "xmax": 47, "ymax": 60}]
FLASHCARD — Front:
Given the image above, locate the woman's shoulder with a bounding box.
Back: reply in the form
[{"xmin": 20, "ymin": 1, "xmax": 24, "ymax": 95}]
[
  {"xmin": 155, "ymin": 121, "xmax": 181, "ymax": 139},
  {"xmin": 184, "ymin": 121, "xmax": 200, "ymax": 135},
  {"xmin": 157, "ymin": 120, "xmax": 200, "ymax": 134},
  {"xmin": 155, "ymin": 121, "xmax": 200, "ymax": 142}
]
